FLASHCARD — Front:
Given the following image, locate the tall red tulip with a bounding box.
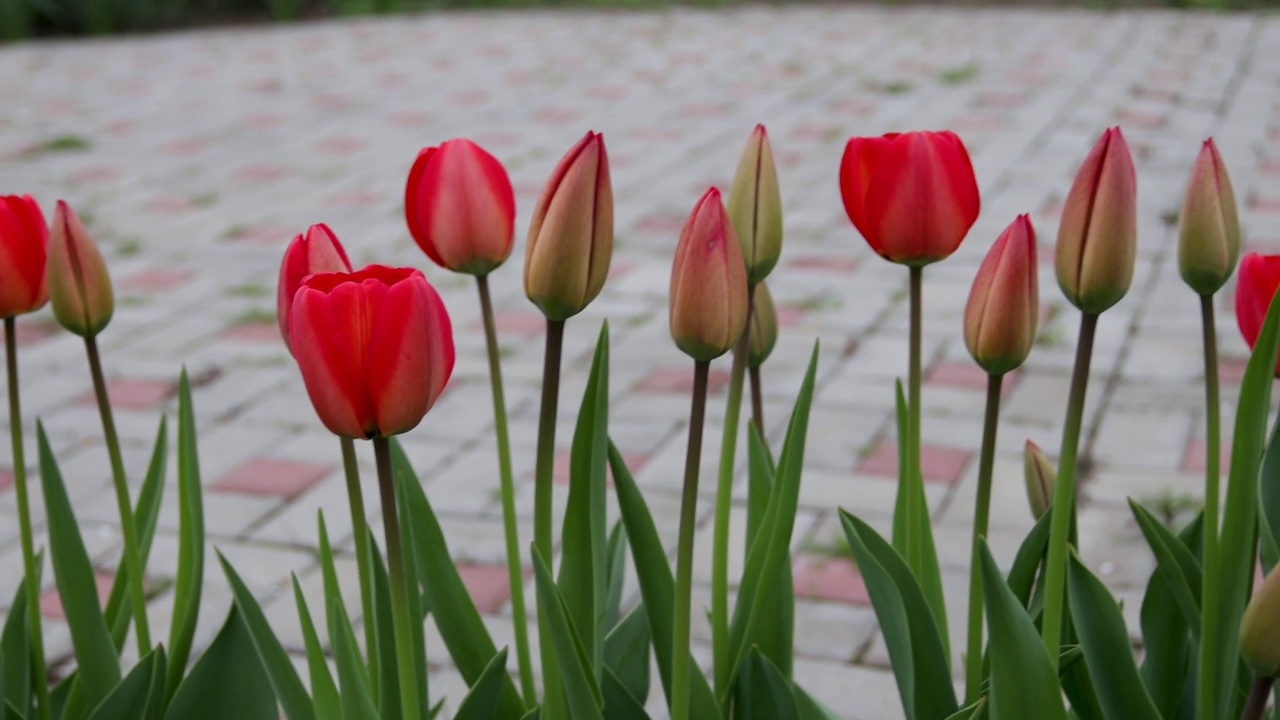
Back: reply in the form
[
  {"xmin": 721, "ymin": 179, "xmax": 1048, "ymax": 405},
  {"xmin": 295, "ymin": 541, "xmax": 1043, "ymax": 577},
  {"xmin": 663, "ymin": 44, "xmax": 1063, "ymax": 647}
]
[
  {"xmin": 964, "ymin": 215, "xmax": 1039, "ymax": 375},
  {"xmin": 289, "ymin": 265, "xmax": 454, "ymax": 439},
  {"xmin": 0, "ymin": 195, "xmax": 49, "ymax": 318},
  {"xmin": 277, "ymin": 223, "xmax": 352, "ymax": 352},
  {"xmin": 47, "ymin": 200, "xmax": 113, "ymax": 337},
  {"xmin": 405, "ymin": 138, "xmax": 515, "ymax": 276},
  {"xmin": 1236, "ymin": 253, "xmax": 1280, "ymax": 375},
  {"xmin": 839, "ymin": 130, "xmax": 980, "ymax": 265},
  {"xmin": 669, "ymin": 188, "xmax": 748, "ymax": 361}
]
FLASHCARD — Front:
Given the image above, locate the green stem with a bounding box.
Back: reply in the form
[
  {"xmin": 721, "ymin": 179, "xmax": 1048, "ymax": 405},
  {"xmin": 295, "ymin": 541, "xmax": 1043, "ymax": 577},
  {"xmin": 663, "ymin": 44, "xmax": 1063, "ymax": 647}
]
[
  {"xmin": 534, "ymin": 318, "xmax": 565, "ymax": 714},
  {"xmin": 5, "ymin": 318, "xmax": 50, "ymax": 720},
  {"xmin": 1040, "ymin": 312, "xmax": 1098, "ymax": 661},
  {"xmin": 1241, "ymin": 676, "xmax": 1274, "ymax": 720},
  {"xmin": 672, "ymin": 361, "xmax": 711, "ymax": 720},
  {"xmin": 1198, "ymin": 293, "xmax": 1223, "ymax": 720},
  {"xmin": 84, "ymin": 335, "xmax": 151, "ymax": 655},
  {"xmin": 339, "ymin": 436, "xmax": 378, "ymax": 694},
  {"xmin": 749, "ymin": 366, "xmax": 764, "ymax": 437},
  {"xmin": 373, "ymin": 437, "xmax": 422, "ymax": 720},
  {"xmin": 477, "ymin": 275, "xmax": 535, "ymax": 707},
  {"xmin": 907, "ymin": 267, "xmax": 924, "ymax": 576},
  {"xmin": 964, "ymin": 373, "xmax": 1004, "ymax": 703}
]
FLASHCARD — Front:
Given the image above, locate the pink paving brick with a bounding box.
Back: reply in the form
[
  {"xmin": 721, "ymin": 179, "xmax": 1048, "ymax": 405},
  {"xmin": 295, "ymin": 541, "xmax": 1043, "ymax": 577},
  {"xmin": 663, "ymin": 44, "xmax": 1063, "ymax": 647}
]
[
  {"xmin": 788, "ymin": 255, "xmax": 858, "ymax": 273},
  {"xmin": 146, "ymin": 195, "xmax": 196, "ymax": 213},
  {"xmin": 41, "ymin": 572, "xmax": 115, "ymax": 619},
  {"xmin": 227, "ymin": 224, "xmax": 293, "ymax": 246},
  {"xmin": 240, "ymin": 112, "xmax": 288, "ymax": 130},
  {"xmin": 552, "ymin": 448, "xmax": 648, "ymax": 485},
  {"xmin": 386, "ymin": 110, "xmax": 435, "ymax": 128},
  {"xmin": 236, "ymin": 164, "xmax": 289, "ymax": 183},
  {"xmin": 1218, "ymin": 357, "xmax": 1248, "ymax": 385},
  {"xmin": 224, "ymin": 321, "xmax": 280, "ymax": 343},
  {"xmin": 14, "ymin": 318, "xmax": 58, "ymax": 347},
  {"xmin": 158, "ymin": 137, "xmax": 207, "ymax": 156},
  {"xmin": 1258, "ymin": 158, "xmax": 1280, "ymax": 175},
  {"xmin": 1115, "ymin": 111, "xmax": 1167, "ymax": 129},
  {"xmin": 79, "ymin": 377, "xmax": 175, "ymax": 411},
  {"xmin": 636, "ymin": 367, "xmax": 731, "ymax": 395},
  {"xmin": 1182, "ymin": 439, "xmax": 1231, "ymax": 474},
  {"xmin": 457, "ymin": 563, "xmax": 513, "ymax": 614},
  {"xmin": 925, "ymin": 361, "xmax": 1020, "ymax": 392},
  {"xmin": 776, "ymin": 305, "xmax": 805, "ymax": 328},
  {"xmin": 792, "ymin": 554, "xmax": 870, "ymax": 605},
  {"xmin": 856, "ymin": 440, "xmax": 972, "ymax": 485},
  {"xmin": 315, "ymin": 135, "xmax": 366, "ymax": 154},
  {"xmin": 634, "ymin": 213, "xmax": 687, "ymax": 235},
  {"xmin": 0, "ymin": 468, "xmax": 13, "ymax": 492},
  {"xmin": 212, "ymin": 458, "xmax": 332, "ymax": 498},
  {"xmin": 120, "ymin": 268, "xmax": 192, "ymax": 293},
  {"xmin": 481, "ymin": 311, "xmax": 545, "ymax": 338},
  {"xmin": 1251, "ymin": 196, "xmax": 1280, "ymax": 213}
]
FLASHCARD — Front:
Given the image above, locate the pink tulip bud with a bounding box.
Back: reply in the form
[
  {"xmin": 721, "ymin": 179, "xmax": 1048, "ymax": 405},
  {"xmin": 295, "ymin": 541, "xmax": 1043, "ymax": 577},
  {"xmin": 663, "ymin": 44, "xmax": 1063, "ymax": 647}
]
[
  {"xmin": 669, "ymin": 188, "xmax": 749, "ymax": 362},
  {"xmin": 964, "ymin": 215, "xmax": 1039, "ymax": 375},
  {"xmin": 47, "ymin": 200, "xmax": 113, "ymax": 337},
  {"xmin": 726, "ymin": 124, "xmax": 783, "ymax": 285},
  {"xmin": 0, "ymin": 195, "xmax": 49, "ymax": 318},
  {"xmin": 405, "ymin": 138, "xmax": 515, "ymax": 276},
  {"xmin": 1055, "ymin": 127, "xmax": 1137, "ymax": 314},
  {"xmin": 277, "ymin": 223, "xmax": 353, "ymax": 353},
  {"xmin": 1178, "ymin": 138, "xmax": 1240, "ymax": 296}
]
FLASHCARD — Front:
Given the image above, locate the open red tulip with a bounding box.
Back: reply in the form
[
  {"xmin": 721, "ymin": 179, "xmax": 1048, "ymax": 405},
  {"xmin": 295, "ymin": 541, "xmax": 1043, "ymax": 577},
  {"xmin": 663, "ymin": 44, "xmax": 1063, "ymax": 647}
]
[
  {"xmin": 1236, "ymin": 253, "xmax": 1280, "ymax": 375},
  {"xmin": 277, "ymin": 223, "xmax": 352, "ymax": 353},
  {"xmin": 0, "ymin": 195, "xmax": 49, "ymax": 319}
]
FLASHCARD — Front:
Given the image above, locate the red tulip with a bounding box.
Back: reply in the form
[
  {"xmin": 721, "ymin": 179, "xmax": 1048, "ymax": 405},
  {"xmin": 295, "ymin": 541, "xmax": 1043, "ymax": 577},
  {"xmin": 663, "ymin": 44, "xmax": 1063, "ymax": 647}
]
[
  {"xmin": 405, "ymin": 138, "xmax": 515, "ymax": 276},
  {"xmin": 289, "ymin": 265, "xmax": 454, "ymax": 439},
  {"xmin": 964, "ymin": 215, "xmax": 1039, "ymax": 375},
  {"xmin": 47, "ymin": 200, "xmax": 113, "ymax": 337},
  {"xmin": 0, "ymin": 195, "xmax": 49, "ymax": 318},
  {"xmin": 277, "ymin": 223, "xmax": 353, "ymax": 353},
  {"xmin": 839, "ymin": 130, "xmax": 980, "ymax": 266},
  {"xmin": 1235, "ymin": 253, "xmax": 1280, "ymax": 374},
  {"xmin": 669, "ymin": 188, "xmax": 748, "ymax": 362}
]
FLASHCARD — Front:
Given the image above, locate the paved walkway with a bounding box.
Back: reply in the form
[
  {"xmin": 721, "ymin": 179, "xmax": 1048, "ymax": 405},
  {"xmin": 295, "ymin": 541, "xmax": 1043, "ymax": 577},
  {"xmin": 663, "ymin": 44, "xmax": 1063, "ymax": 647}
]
[{"xmin": 2, "ymin": 6, "xmax": 1280, "ymax": 717}]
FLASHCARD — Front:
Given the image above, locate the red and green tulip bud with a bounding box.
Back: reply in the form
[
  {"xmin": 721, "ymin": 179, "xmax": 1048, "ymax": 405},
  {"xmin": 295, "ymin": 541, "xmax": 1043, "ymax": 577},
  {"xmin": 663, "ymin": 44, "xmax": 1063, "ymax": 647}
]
[
  {"xmin": 47, "ymin": 200, "xmax": 113, "ymax": 337},
  {"xmin": 1024, "ymin": 439, "xmax": 1055, "ymax": 520},
  {"xmin": 669, "ymin": 188, "xmax": 748, "ymax": 362},
  {"xmin": 1241, "ymin": 563, "xmax": 1280, "ymax": 677},
  {"xmin": 839, "ymin": 129, "xmax": 980, "ymax": 266},
  {"xmin": 405, "ymin": 138, "xmax": 515, "ymax": 277},
  {"xmin": 524, "ymin": 131, "xmax": 613, "ymax": 321},
  {"xmin": 276, "ymin": 223, "xmax": 352, "ymax": 353},
  {"xmin": 289, "ymin": 265, "xmax": 454, "ymax": 439},
  {"xmin": 0, "ymin": 194, "xmax": 49, "ymax": 318},
  {"xmin": 1235, "ymin": 253, "xmax": 1280, "ymax": 376},
  {"xmin": 963, "ymin": 215, "xmax": 1038, "ymax": 375},
  {"xmin": 747, "ymin": 281, "xmax": 778, "ymax": 369},
  {"xmin": 1055, "ymin": 127, "xmax": 1137, "ymax": 314},
  {"xmin": 726, "ymin": 124, "xmax": 783, "ymax": 285},
  {"xmin": 1178, "ymin": 138, "xmax": 1240, "ymax": 296}
]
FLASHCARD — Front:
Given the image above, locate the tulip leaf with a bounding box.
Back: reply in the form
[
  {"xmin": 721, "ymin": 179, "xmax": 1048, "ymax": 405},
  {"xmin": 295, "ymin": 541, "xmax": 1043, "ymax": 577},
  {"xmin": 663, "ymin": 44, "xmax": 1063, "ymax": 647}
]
[
  {"xmin": 329, "ymin": 600, "xmax": 380, "ymax": 720},
  {"xmin": 1058, "ymin": 643, "xmax": 1105, "ymax": 720},
  {"xmin": 87, "ymin": 647, "xmax": 165, "ymax": 720},
  {"xmin": 601, "ymin": 668, "xmax": 651, "ymax": 720},
  {"xmin": 314, "ymin": 512, "xmax": 347, "ymax": 635},
  {"xmin": 733, "ymin": 648, "xmax": 799, "ymax": 720},
  {"xmin": 105, "ymin": 417, "xmax": 168, "ymax": 649},
  {"xmin": 795, "ymin": 685, "xmax": 845, "ymax": 720},
  {"xmin": 163, "ymin": 607, "xmax": 276, "ymax": 720},
  {"xmin": 977, "ymin": 540, "xmax": 1066, "ymax": 720},
  {"xmin": 1128, "ymin": 501, "xmax": 1201, "ymax": 635},
  {"xmin": 1259, "ymin": 410, "xmax": 1280, "ymax": 574},
  {"xmin": 292, "ymin": 576, "xmax": 342, "ymax": 720},
  {"xmin": 369, "ymin": 534, "xmax": 401, "ymax": 719},
  {"xmin": 607, "ymin": 442, "xmax": 721, "ymax": 717},
  {"xmin": 1006, "ymin": 508, "xmax": 1052, "ymax": 608},
  {"xmin": 604, "ymin": 521, "xmax": 628, "ymax": 633},
  {"xmin": 742, "ymin": 425, "xmax": 794, "ymax": 677},
  {"xmin": 841, "ymin": 510, "xmax": 957, "ymax": 720},
  {"xmin": 393, "ymin": 477, "xmax": 431, "ymax": 720},
  {"xmin": 165, "ymin": 371, "xmax": 204, "ymax": 702},
  {"xmin": 941, "ymin": 699, "xmax": 987, "ymax": 720},
  {"xmin": 531, "ymin": 548, "xmax": 603, "ymax": 720},
  {"xmin": 1, "ymin": 581, "xmax": 30, "ymax": 719},
  {"xmin": 1140, "ymin": 572, "xmax": 1194, "ymax": 720},
  {"xmin": 36, "ymin": 422, "xmax": 121, "ymax": 708},
  {"xmin": 745, "ymin": 422, "xmax": 776, "ymax": 561},
  {"xmin": 453, "ymin": 649, "xmax": 509, "ymax": 720},
  {"xmin": 604, "ymin": 604, "xmax": 650, "ymax": 704}
]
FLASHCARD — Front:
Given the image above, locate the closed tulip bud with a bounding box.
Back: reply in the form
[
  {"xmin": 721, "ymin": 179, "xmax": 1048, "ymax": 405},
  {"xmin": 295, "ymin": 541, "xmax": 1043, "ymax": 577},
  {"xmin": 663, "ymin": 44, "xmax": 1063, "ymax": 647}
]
[
  {"xmin": 289, "ymin": 265, "xmax": 454, "ymax": 439},
  {"xmin": 1024, "ymin": 440, "xmax": 1055, "ymax": 520},
  {"xmin": 747, "ymin": 282, "xmax": 778, "ymax": 368},
  {"xmin": 840, "ymin": 130, "xmax": 980, "ymax": 266},
  {"xmin": 964, "ymin": 215, "xmax": 1039, "ymax": 375},
  {"xmin": 405, "ymin": 138, "xmax": 515, "ymax": 276},
  {"xmin": 0, "ymin": 195, "xmax": 49, "ymax": 318},
  {"xmin": 1241, "ymin": 563, "xmax": 1280, "ymax": 677},
  {"xmin": 727, "ymin": 124, "xmax": 783, "ymax": 285},
  {"xmin": 1178, "ymin": 138, "xmax": 1240, "ymax": 296},
  {"xmin": 1235, "ymin": 253, "xmax": 1280, "ymax": 376},
  {"xmin": 277, "ymin": 223, "xmax": 353, "ymax": 353},
  {"xmin": 670, "ymin": 188, "xmax": 748, "ymax": 362},
  {"xmin": 1055, "ymin": 127, "xmax": 1137, "ymax": 314},
  {"xmin": 525, "ymin": 131, "xmax": 613, "ymax": 321},
  {"xmin": 47, "ymin": 200, "xmax": 113, "ymax": 337}
]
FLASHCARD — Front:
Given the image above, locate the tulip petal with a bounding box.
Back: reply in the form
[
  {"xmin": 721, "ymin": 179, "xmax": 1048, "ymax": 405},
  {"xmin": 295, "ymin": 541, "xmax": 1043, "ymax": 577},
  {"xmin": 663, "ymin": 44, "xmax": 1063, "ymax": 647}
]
[
  {"xmin": 405, "ymin": 147, "xmax": 445, "ymax": 267},
  {"xmin": 525, "ymin": 135, "xmax": 599, "ymax": 317},
  {"xmin": 839, "ymin": 136, "xmax": 892, "ymax": 253},
  {"xmin": 366, "ymin": 276, "xmax": 435, "ymax": 436},
  {"xmin": 290, "ymin": 279, "xmax": 376, "ymax": 437},
  {"xmin": 0, "ymin": 196, "xmax": 47, "ymax": 317},
  {"xmin": 411, "ymin": 139, "xmax": 515, "ymax": 275}
]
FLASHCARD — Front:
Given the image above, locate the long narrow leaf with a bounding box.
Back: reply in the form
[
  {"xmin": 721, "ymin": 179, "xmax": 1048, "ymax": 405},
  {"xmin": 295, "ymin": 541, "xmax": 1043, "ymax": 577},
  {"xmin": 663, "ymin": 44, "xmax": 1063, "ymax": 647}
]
[
  {"xmin": 394, "ymin": 477, "xmax": 430, "ymax": 720},
  {"xmin": 1, "ymin": 582, "xmax": 30, "ymax": 719},
  {"xmin": 601, "ymin": 669, "xmax": 651, "ymax": 720},
  {"xmin": 87, "ymin": 648, "xmax": 164, "ymax": 720},
  {"xmin": 165, "ymin": 372, "xmax": 204, "ymax": 701},
  {"xmin": 369, "ymin": 535, "xmax": 399, "ymax": 719},
  {"xmin": 1260, "ymin": 410, "xmax": 1280, "ymax": 574},
  {"xmin": 1129, "ymin": 501, "xmax": 1201, "ymax": 635},
  {"xmin": 105, "ymin": 417, "xmax": 168, "ymax": 649},
  {"xmin": 604, "ymin": 604, "xmax": 650, "ymax": 704},
  {"xmin": 292, "ymin": 576, "xmax": 341, "ymax": 720},
  {"xmin": 531, "ymin": 549, "xmax": 603, "ymax": 720},
  {"xmin": 453, "ymin": 649, "xmax": 509, "ymax": 720},
  {"xmin": 329, "ymin": 601, "xmax": 380, "ymax": 720},
  {"xmin": 604, "ymin": 522, "xmax": 628, "ymax": 633},
  {"xmin": 162, "ymin": 607, "xmax": 276, "ymax": 720},
  {"xmin": 733, "ymin": 649, "xmax": 799, "ymax": 720}
]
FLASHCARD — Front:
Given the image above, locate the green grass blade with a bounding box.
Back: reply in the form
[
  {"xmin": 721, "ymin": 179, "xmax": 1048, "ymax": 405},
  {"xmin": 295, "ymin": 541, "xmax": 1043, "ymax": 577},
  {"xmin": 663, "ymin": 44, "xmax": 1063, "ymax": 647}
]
[
  {"xmin": 531, "ymin": 548, "xmax": 603, "ymax": 720},
  {"xmin": 106, "ymin": 417, "xmax": 167, "ymax": 649},
  {"xmin": 291, "ymin": 576, "xmax": 341, "ymax": 720},
  {"xmin": 329, "ymin": 601, "xmax": 380, "ymax": 720},
  {"xmin": 165, "ymin": 372, "xmax": 204, "ymax": 701},
  {"xmin": 162, "ymin": 607, "xmax": 276, "ymax": 720}
]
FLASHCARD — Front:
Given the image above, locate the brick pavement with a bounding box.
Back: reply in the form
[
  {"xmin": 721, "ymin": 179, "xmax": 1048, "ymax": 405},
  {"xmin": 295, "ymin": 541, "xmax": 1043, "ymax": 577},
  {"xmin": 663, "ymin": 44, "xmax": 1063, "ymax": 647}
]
[{"xmin": 2, "ymin": 7, "xmax": 1280, "ymax": 717}]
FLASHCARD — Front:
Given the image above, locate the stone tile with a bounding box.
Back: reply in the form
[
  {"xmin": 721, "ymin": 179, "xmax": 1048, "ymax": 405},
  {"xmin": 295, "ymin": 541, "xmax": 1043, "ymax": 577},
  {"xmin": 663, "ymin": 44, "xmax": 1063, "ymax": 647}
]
[
  {"xmin": 40, "ymin": 571, "xmax": 114, "ymax": 619},
  {"xmin": 76, "ymin": 377, "xmax": 175, "ymax": 411},
  {"xmin": 792, "ymin": 554, "xmax": 870, "ymax": 605},
  {"xmin": 634, "ymin": 366, "xmax": 732, "ymax": 395},
  {"xmin": 855, "ymin": 441, "xmax": 973, "ymax": 486},
  {"xmin": 212, "ymin": 458, "xmax": 333, "ymax": 499}
]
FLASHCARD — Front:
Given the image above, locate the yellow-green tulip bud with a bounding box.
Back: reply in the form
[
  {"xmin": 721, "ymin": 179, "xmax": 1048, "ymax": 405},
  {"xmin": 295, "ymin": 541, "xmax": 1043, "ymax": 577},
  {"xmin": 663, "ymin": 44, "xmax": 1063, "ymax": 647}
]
[
  {"xmin": 1024, "ymin": 440, "xmax": 1055, "ymax": 520},
  {"xmin": 1178, "ymin": 138, "xmax": 1240, "ymax": 296},
  {"xmin": 48, "ymin": 200, "xmax": 113, "ymax": 337},
  {"xmin": 726, "ymin": 124, "xmax": 783, "ymax": 286},
  {"xmin": 1241, "ymin": 564, "xmax": 1280, "ymax": 677},
  {"xmin": 747, "ymin": 282, "xmax": 778, "ymax": 368}
]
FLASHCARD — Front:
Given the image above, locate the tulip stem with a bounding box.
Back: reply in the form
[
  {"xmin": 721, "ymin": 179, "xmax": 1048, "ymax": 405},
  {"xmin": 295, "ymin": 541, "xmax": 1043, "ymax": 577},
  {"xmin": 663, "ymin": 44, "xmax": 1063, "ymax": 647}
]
[
  {"xmin": 5, "ymin": 318, "xmax": 50, "ymax": 720},
  {"xmin": 1198, "ymin": 293, "xmax": 1224, "ymax": 720},
  {"xmin": 1242, "ymin": 675, "xmax": 1274, "ymax": 720},
  {"xmin": 476, "ymin": 275, "xmax": 535, "ymax": 707},
  {"xmin": 749, "ymin": 367, "xmax": 765, "ymax": 436},
  {"xmin": 534, "ymin": 318, "xmax": 565, "ymax": 713},
  {"xmin": 1040, "ymin": 312, "xmax": 1098, "ymax": 662},
  {"xmin": 373, "ymin": 437, "xmax": 422, "ymax": 720},
  {"xmin": 84, "ymin": 335, "xmax": 151, "ymax": 655},
  {"xmin": 964, "ymin": 372, "xmax": 1004, "ymax": 704},
  {"xmin": 905, "ymin": 268, "xmax": 925, "ymax": 591},
  {"xmin": 338, "ymin": 436, "xmax": 378, "ymax": 691},
  {"xmin": 672, "ymin": 360, "xmax": 711, "ymax": 720}
]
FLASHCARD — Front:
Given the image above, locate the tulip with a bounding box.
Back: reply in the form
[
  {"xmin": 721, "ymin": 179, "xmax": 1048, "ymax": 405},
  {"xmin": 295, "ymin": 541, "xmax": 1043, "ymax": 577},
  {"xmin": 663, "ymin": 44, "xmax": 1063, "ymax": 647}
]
[
  {"xmin": 0, "ymin": 195, "xmax": 49, "ymax": 318},
  {"xmin": 1024, "ymin": 440, "xmax": 1055, "ymax": 520},
  {"xmin": 726, "ymin": 124, "xmax": 783, "ymax": 285},
  {"xmin": 289, "ymin": 264, "xmax": 454, "ymax": 439},
  {"xmin": 1178, "ymin": 138, "xmax": 1240, "ymax": 296},
  {"xmin": 1241, "ymin": 564, "xmax": 1280, "ymax": 677},
  {"xmin": 747, "ymin": 281, "xmax": 778, "ymax": 368},
  {"xmin": 964, "ymin": 215, "xmax": 1039, "ymax": 375},
  {"xmin": 1055, "ymin": 127, "xmax": 1138, "ymax": 315},
  {"xmin": 839, "ymin": 130, "xmax": 980, "ymax": 266},
  {"xmin": 525, "ymin": 131, "xmax": 613, "ymax": 321},
  {"xmin": 47, "ymin": 200, "xmax": 113, "ymax": 337},
  {"xmin": 1235, "ymin": 253, "xmax": 1280, "ymax": 374},
  {"xmin": 405, "ymin": 138, "xmax": 515, "ymax": 276},
  {"xmin": 669, "ymin": 188, "xmax": 749, "ymax": 362},
  {"xmin": 277, "ymin": 223, "xmax": 353, "ymax": 352}
]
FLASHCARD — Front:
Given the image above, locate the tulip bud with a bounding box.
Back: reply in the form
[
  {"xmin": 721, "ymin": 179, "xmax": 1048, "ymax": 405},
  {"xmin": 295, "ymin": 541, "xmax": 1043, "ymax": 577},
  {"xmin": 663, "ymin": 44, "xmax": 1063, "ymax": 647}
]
[
  {"xmin": 1241, "ymin": 563, "xmax": 1280, "ymax": 677},
  {"xmin": 747, "ymin": 282, "xmax": 778, "ymax": 369},
  {"xmin": 726, "ymin": 124, "xmax": 783, "ymax": 285},
  {"xmin": 670, "ymin": 188, "xmax": 748, "ymax": 362},
  {"xmin": 524, "ymin": 131, "xmax": 613, "ymax": 321},
  {"xmin": 964, "ymin": 215, "xmax": 1038, "ymax": 375},
  {"xmin": 405, "ymin": 138, "xmax": 515, "ymax": 276},
  {"xmin": 1177, "ymin": 138, "xmax": 1240, "ymax": 296},
  {"xmin": 47, "ymin": 200, "xmax": 113, "ymax": 337},
  {"xmin": 0, "ymin": 195, "xmax": 49, "ymax": 318},
  {"xmin": 1234, "ymin": 253, "xmax": 1280, "ymax": 376},
  {"xmin": 277, "ymin": 223, "xmax": 353, "ymax": 353},
  {"xmin": 1024, "ymin": 440, "xmax": 1056, "ymax": 520},
  {"xmin": 1055, "ymin": 127, "xmax": 1137, "ymax": 315}
]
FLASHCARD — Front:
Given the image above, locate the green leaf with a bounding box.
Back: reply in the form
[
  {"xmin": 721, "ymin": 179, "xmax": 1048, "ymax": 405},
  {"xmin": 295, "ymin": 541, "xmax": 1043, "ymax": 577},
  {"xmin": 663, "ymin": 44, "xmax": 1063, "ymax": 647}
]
[
  {"xmin": 315, "ymin": 512, "xmax": 347, "ymax": 635},
  {"xmin": 36, "ymin": 422, "xmax": 120, "ymax": 707},
  {"xmin": 369, "ymin": 535, "xmax": 400, "ymax": 719},
  {"xmin": 165, "ymin": 372, "xmax": 204, "ymax": 701},
  {"xmin": 941, "ymin": 699, "xmax": 986, "ymax": 720},
  {"xmin": 217, "ymin": 553, "xmax": 314, "ymax": 720},
  {"xmin": 105, "ymin": 417, "xmax": 168, "ymax": 650},
  {"xmin": 291, "ymin": 577, "xmax": 341, "ymax": 720},
  {"xmin": 1260, "ymin": 407, "xmax": 1280, "ymax": 574},
  {"xmin": 1066, "ymin": 554, "xmax": 1162, "ymax": 720},
  {"xmin": 601, "ymin": 669, "xmax": 651, "ymax": 720},
  {"xmin": 841, "ymin": 511, "xmax": 957, "ymax": 720},
  {"xmin": 604, "ymin": 522, "xmax": 628, "ymax": 633},
  {"xmin": 163, "ymin": 607, "xmax": 276, "ymax": 720},
  {"xmin": 329, "ymin": 601, "xmax": 380, "ymax": 720},
  {"xmin": 1, "ymin": 582, "xmax": 30, "ymax": 718},
  {"xmin": 87, "ymin": 647, "xmax": 164, "ymax": 720},
  {"xmin": 977, "ymin": 541, "xmax": 1065, "ymax": 720},
  {"xmin": 795, "ymin": 685, "xmax": 845, "ymax": 720},
  {"xmin": 742, "ymin": 425, "xmax": 794, "ymax": 678},
  {"xmin": 1058, "ymin": 643, "xmax": 1105, "ymax": 720},
  {"xmin": 733, "ymin": 649, "xmax": 799, "ymax": 720},
  {"xmin": 1006, "ymin": 509, "xmax": 1053, "ymax": 608},
  {"xmin": 393, "ymin": 477, "xmax": 430, "ymax": 720},
  {"xmin": 1139, "ymin": 571, "xmax": 1193, "ymax": 720},
  {"xmin": 745, "ymin": 423, "xmax": 777, "ymax": 561},
  {"xmin": 604, "ymin": 604, "xmax": 650, "ymax": 704},
  {"xmin": 531, "ymin": 548, "xmax": 603, "ymax": 720},
  {"xmin": 454, "ymin": 649, "xmax": 510, "ymax": 720},
  {"xmin": 1128, "ymin": 501, "xmax": 1201, "ymax": 636}
]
